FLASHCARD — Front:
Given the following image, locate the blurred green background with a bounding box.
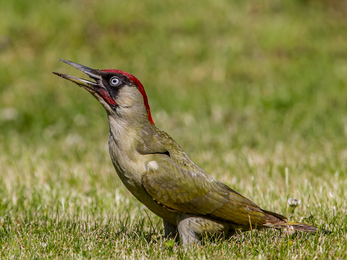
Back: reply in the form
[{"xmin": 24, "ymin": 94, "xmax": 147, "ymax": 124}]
[
  {"xmin": 0, "ymin": 0, "xmax": 347, "ymax": 258},
  {"xmin": 1, "ymin": 1, "xmax": 347, "ymax": 150}
]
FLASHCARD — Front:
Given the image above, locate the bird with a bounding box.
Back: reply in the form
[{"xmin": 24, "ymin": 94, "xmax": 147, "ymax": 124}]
[{"xmin": 54, "ymin": 59, "xmax": 320, "ymax": 245}]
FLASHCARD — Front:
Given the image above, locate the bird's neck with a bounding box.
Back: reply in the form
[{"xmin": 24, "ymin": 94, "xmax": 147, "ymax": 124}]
[
  {"xmin": 106, "ymin": 112, "xmax": 157, "ymax": 192},
  {"xmin": 107, "ymin": 111, "xmax": 154, "ymax": 148}
]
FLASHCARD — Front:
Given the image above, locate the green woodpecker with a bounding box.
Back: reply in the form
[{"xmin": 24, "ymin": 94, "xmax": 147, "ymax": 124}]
[{"xmin": 54, "ymin": 60, "xmax": 319, "ymax": 245}]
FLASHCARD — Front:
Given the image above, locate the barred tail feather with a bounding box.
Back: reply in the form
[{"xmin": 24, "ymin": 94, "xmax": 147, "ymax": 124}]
[
  {"xmin": 270, "ymin": 221, "xmax": 318, "ymax": 233},
  {"xmin": 262, "ymin": 209, "xmax": 324, "ymax": 233}
]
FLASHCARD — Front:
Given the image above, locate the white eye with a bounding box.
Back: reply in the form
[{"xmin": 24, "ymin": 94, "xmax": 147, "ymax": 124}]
[{"xmin": 110, "ymin": 76, "xmax": 121, "ymax": 86}]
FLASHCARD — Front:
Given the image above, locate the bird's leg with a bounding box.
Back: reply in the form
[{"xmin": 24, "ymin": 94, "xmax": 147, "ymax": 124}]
[
  {"xmin": 177, "ymin": 216, "xmax": 201, "ymax": 245},
  {"xmin": 177, "ymin": 215, "xmax": 228, "ymax": 245},
  {"xmin": 163, "ymin": 219, "xmax": 178, "ymax": 239}
]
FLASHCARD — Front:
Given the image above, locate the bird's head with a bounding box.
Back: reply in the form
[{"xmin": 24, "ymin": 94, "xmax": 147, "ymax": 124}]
[{"xmin": 53, "ymin": 59, "xmax": 154, "ymax": 125}]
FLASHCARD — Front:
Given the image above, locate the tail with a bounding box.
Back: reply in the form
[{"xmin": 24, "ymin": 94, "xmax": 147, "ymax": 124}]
[
  {"xmin": 269, "ymin": 221, "xmax": 318, "ymax": 232},
  {"xmin": 262, "ymin": 209, "xmax": 322, "ymax": 233}
]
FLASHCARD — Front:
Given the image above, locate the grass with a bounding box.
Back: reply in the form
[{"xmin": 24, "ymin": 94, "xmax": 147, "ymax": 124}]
[{"xmin": 1, "ymin": 0, "xmax": 347, "ymax": 258}]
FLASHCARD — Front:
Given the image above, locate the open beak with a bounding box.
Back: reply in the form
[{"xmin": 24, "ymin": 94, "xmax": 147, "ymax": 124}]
[{"xmin": 53, "ymin": 59, "xmax": 102, "ymax": 92}]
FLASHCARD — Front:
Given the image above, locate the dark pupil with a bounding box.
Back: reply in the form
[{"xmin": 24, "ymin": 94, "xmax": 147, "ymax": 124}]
[{"xmin": 112, "ymin": 78, "xmax": 119, "ymax": 85}]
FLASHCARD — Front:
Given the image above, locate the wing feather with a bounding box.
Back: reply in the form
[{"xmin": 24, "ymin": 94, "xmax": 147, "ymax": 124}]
[{"xmin": 142, "ymin": 156, "xmax": 267, "ymax": 227}]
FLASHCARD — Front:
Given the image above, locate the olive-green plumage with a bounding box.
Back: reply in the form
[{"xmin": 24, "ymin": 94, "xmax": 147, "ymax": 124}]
[
  {"xmin": 140, "ymin": 126, "xmax": 267, "ymax": 228},
  {"xmin": 54, "ymin": 60, "xmax": 319, "ymax": 245}
]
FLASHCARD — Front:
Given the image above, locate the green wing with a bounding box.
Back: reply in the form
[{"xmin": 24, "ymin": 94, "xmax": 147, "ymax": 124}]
[{"xmin": 142, "ymin": 155, "xmax": 267, "ymax": 228}]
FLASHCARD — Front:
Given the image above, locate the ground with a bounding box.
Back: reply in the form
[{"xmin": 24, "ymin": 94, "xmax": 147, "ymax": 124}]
[{"xmin": 0, "ymin": 0, "xmax": 347, "ymax": 258}]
